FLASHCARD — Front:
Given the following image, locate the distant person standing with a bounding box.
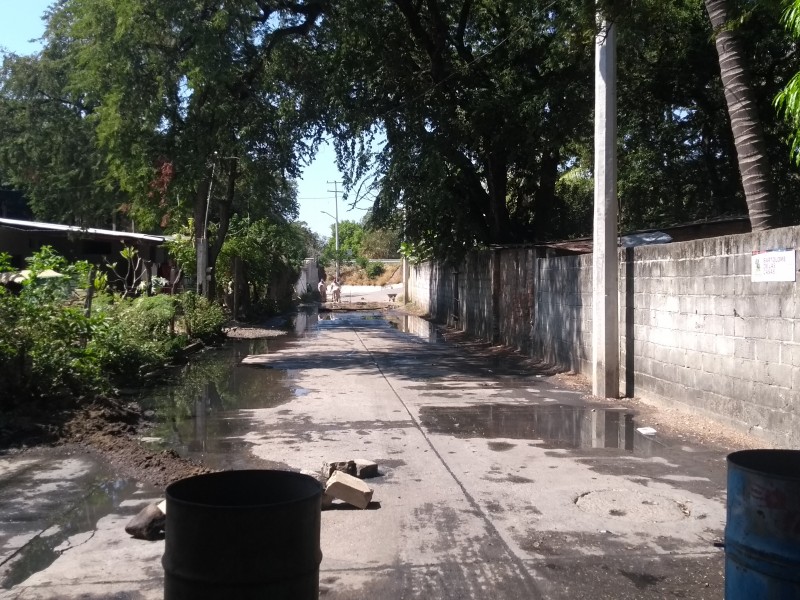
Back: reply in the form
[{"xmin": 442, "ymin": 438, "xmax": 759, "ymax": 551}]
[
  {"xmin": 331, "ymin": 278, "xmax": 341, "ymax": 303},
  {"xmin": 317, "ymin": 278, "xmax": 327, "ymax": 302}
]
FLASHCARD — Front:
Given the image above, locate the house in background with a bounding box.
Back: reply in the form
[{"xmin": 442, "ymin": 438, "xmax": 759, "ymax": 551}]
[{"xmin": 0, "ymin": 217, "xmax": 178, "ymax": 290}]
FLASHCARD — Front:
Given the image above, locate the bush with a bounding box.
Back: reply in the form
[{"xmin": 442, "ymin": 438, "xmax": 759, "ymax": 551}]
[
  {"xmin": 355, "ymin": 255, "xmax": 369, "ymax": 270},
  {"xmin": 179, "ymin": 292, "xmax": 225, "ymax": 342},
  {"xmin": 0, "ymin": 288, "xmax": 106, "ymax": 402},
  {"xmin": 87, "ymin": 295, "xmax": 184, "ymax": 380},
  {"xmin": 365, "ymin": 262, "xmax": 385, "ymax": 279},
  {"xmin": 0, "ymin": 248, "xmax": 227, "ymax": 406}
]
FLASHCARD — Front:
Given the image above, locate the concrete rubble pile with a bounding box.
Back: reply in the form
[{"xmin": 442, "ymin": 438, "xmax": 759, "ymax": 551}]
[
  {"xmin": 319, "ymin": 459, "xmax": 378, "ymax": 509},
  {"xmin": 125, "ymin": 460, "xmax": 379, "ymax": 540}
]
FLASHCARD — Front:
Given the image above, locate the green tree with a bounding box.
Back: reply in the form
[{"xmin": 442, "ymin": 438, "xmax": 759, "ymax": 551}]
[
  {"xmin": 45, "ymin": 0, "xmax": 325, "ymax": 295},
  {"xmin": 217, "ymin": 216, "xmax": 307, "ymax": 313},
  {"xmin": 0, "ymin": 45, "xmax": 120, "ymax": 225},
  {"xmin": 776, "ymin": 0, "xmax": 800, "ymax": 164},
  {"xmin": 323, "ymin": 220, "xmax": 364, "ymax": 265},
  {"xmin": 360, "ymin": 227, "xmax": 401, "ymax": 259}
]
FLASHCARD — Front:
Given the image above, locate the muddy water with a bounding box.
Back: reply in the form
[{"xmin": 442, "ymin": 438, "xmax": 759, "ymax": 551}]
[
  {"xmin": 136, "ymin": 312, "xmax": 320, "ymax": 471},
  {"xmin": 0, "ymin": 311, "xmax": 321, "ymax": 590},
  {"xmin": 0, "ymin": 457, "xmax": 145, "ymax": 590}
]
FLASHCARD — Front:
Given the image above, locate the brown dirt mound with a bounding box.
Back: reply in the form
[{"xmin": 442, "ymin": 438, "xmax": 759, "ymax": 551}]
[
  {"xmin": 2, "ymin": 396, "xmax": 210, "ymax": 490},
  {"xmin": 63, "ymin": 397, "xmax": 211, "ymax": 489}
]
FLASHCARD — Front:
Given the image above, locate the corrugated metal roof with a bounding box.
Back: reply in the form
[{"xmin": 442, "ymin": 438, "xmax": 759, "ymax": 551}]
[{"xmin": 0, "ymin": 218, "xmax": 171, "ymax": 243}]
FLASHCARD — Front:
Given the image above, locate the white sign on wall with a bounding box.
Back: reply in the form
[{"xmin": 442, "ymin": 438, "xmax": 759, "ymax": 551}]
[{"xmin": 751, "ymin": 249, "xmax": 796, "ymax": 282}]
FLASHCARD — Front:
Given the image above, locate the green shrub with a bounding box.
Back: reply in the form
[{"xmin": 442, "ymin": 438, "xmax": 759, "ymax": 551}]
[
  {"xmin": 179, "ymin": 292, "xmax": 225, "ymax": 342},
  {"xmin": 0, "ymin": 248, "xmax": 227, "ymax": 405},
  {"xmin": 87, "ymin": 296, "xmax": 184, "ymax": 380},
  {"xmin": 365, "ymin": 262, "xmax": 385, "ymax": 279},
  {"xmin": 0, "ymin": 288, "xmax": 106, "ymax": 402},
  {"xmin": 355, "ymin": 255, "xmax": 369, "ymax": 270}
]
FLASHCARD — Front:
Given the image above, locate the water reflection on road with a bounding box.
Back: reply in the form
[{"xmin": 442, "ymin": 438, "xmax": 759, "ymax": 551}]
[
  {"xmin": 136, "ymin": 310, "xmax": 444, "ymax": 468},
  {"xmin": 386, "ymin": 313, "xmax": 443, "ymax": 343},
  {"xmin": 419, "ymin": 402, "xmax": 671, "ymax": 457},
  {"xmin": 137, "ymin": 310, "xmax": 319, "ymax": 470}
]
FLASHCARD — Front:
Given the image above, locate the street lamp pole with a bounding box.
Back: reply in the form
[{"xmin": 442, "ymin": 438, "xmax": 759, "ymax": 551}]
[
  {"xmin": 321, "ymin": 210, "xmax": 339, "ymax": 281},
  {"xmin": 326, "ymin": 180, "xmax": 342, "ymax": 280}
]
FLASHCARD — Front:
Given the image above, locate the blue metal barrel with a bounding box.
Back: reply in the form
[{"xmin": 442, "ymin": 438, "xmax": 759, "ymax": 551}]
[{"xmin": 726, "ymin": 450, "xmax": 800, "ymax": 599}]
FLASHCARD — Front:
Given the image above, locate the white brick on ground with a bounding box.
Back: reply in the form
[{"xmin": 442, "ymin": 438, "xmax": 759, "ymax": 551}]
[{"xmin": 324, "ymin": 471, "xmax": 374, "ymax": 509}]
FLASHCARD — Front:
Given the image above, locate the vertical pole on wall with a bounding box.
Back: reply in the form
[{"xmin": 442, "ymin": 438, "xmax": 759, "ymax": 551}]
[{"xmin": 592, "ymin": 16, "xmax": 620, "ymax": 398}]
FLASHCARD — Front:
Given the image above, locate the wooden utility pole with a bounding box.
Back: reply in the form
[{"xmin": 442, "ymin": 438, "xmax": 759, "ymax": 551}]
[{"xmin": 592, "ymin": 17, "xmax": 620, "ymax": 398}]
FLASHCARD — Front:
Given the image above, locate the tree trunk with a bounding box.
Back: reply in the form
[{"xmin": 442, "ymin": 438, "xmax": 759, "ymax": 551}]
[
  {"xmin": 531, "ymin": 149, "xmax": 561, "ymax": 240},
  {"xmin": 484, "ymin": 146, "xmax": 514, "ymax": 243},
  {"xmin": 705, "ymin": 0, "xmax": 776, "ymax": 230},
  {"xmin": 208, "ymin": 158, "xmax": 238, "ymax": 300}
]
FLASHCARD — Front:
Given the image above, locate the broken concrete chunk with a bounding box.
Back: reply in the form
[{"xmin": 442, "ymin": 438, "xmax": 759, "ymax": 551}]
[
  {"xmin": 354, "ymin": 459, "xmax": 379, "ymax": 479},
  {"xmin": 325, "ymin": 471, "xmax": 374, "ymax": 509},
  {"xmin": 125, "ymin": 502, "xmax": 165, "ymax": 540},
  {"xmin": 322, "ymin": 460, "xmax": 356, "ymax": 479}
]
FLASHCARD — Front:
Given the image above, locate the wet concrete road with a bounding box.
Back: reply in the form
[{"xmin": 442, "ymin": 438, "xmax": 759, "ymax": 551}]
[{"xmin": 2, "ymin": 311, "xmax": 734, "ymax": 599}]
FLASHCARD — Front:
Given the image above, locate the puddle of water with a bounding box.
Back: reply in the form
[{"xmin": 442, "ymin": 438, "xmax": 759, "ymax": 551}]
[
  {"xmin": 0, "ymin": 465, "xmax": 144, "ymax": 589},
  {"xmin": 419, "ymin": 403, "xmax": 664, "ymax": 453},
  {"xmin": 137, "ymin": 336, "xmax": 305, "ymax": 470},
  {"xmin": 386, "ymin": 314, "xmax": 443, "ymax": 343}
]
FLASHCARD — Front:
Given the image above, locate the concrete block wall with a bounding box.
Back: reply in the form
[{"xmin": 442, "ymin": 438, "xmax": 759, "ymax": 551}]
[
  {"xmin": 620, "ymin": 227, "xmax": 800, "ymax": 446},
  {"xmin": 408, "ymin": 262, "xmax": 433, "ymax": 315},
  {"xmin": 532, "ymin": 227, "xmax": 800, "ymax": 446},
  {"xmin": 409, "ymin": 261, "xmax": 455, "ymax": 323},
  {"xmin": 409, "ymin": 250, "xmax": 536, "ymax": 348},
  {"xmin": 294, "ymin": 258, "xmax": 318, "ymax": 298},
  {"xmin": 497, "ymin": 249, "xmax": 537, "ymax": 352},
  {"xmin": 532, "ymin": 254, "xmax": 593, "ymax": 373},
  {"xmin": 407, "ymin": 225, "xmax": 800, "ymax": 446},
  {"xmin": 460, "ymin": 252, "xmax": 494, "ymax": 340}
]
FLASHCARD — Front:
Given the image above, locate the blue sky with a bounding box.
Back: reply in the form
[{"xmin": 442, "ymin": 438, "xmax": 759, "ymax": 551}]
[{"xmin": 0, "ymin": 1, "xmax": 366, "ymax": 239}]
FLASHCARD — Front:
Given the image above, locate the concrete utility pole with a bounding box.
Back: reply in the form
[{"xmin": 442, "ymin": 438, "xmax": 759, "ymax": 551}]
[
  {"xmin": 197, "ymin": 159, "xmax": 216, "ymax": 298},
  {"xmin": 592, "ymin": 17, "xmax": 620, "ymax": 398},
  {"xmin": 327, "ymin": 180, "xmax": 341, "ymax": 280}
]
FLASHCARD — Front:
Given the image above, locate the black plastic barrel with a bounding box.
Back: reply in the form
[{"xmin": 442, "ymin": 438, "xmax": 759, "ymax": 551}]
[
  {"xmin": 725, "ymin": 450, "xmax": 800, "ymax": 599},
  {"xmin": 163, "ymin": 469, "xmax": 322, "ymax": 600}
]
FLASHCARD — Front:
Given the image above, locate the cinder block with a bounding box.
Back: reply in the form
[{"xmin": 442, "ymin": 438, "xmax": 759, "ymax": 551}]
[
  {"xmin": 322, "ymin": 460, "xmax": 357, "ymax": 479},
  {"xmin": 714, "ymin": 335, "xmax": 736, "ymax": 357},
  {"xmin": 785, "ymin": 343, "xmax": 800, "ymax": 367},
  {"xmin": 325, "ymin": 471, "xmax": 374, "ymax": 509},
  {"xmin": 754, "ymin": 296, "xmax": 782, "ymax": 319},
  {"xmin": 754, "ymin": 340, "xmax": 781, "ymax": 363},
  {"xmin": 766, "ymin": 362, "xmax": 793, "ymax": 389},
  {"xmin": 766, "ymin": 319, "xmax": 793, "ymax": 342},
  {"xmin": 125, "ymin": 502, "xmax": 165, "ymax": 540},
  {"xmin": 354, "ymin": 459, "xmax": 379, "ymax": 479},
  {"xmin": 715, "ymin": 297, "xmax": 735, "ymax": 316}
]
